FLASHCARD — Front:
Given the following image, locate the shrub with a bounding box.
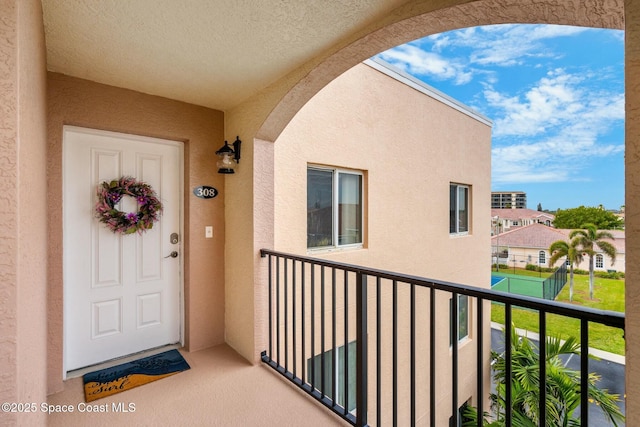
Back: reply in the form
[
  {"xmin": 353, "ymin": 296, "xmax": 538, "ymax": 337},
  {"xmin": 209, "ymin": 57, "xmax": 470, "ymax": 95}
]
[
  {"xmin": 492, "ymin": 263, "xmax": 511, "ymax": 270},
  {"xmin": 595, "ymin": 271, "xmax": 625, "ymax": 280},
  {"xmin": 525, "ymin": 264, "xmax": 538, "ymax": 271}
]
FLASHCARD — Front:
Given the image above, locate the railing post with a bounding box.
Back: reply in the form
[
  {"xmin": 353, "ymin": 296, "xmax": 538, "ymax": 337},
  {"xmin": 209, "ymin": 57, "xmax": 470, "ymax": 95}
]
[
  {"xmin": 451, "ymin": 292, "xmax": 459, "ymax": 427},
  {"xmin": 356, "ymin": 272, "xmax": 368, "ymax": 427},
  {"xmin": 581, "ymin": 319, "xmax": 589, "ymax": 426},
  {"xmin": 539, "ymin": 310, "xmax": 547, "ymax": 425},
  {"xmin": 476, "ymin": 298, "xmax": 484, "ymax": 427}
]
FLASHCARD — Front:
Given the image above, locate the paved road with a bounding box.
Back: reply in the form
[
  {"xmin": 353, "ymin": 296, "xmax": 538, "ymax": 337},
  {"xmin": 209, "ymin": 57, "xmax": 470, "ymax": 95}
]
[{"xmin": 490, "ymin": 328, "xmax": 625, "ymax": 426}]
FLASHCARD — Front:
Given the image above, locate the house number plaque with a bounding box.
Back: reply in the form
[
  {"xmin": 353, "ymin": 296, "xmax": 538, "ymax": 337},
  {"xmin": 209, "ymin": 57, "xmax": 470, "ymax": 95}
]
[{"xmin": 193, "ymin": 186, "xmax": 218, "ymax": 199}]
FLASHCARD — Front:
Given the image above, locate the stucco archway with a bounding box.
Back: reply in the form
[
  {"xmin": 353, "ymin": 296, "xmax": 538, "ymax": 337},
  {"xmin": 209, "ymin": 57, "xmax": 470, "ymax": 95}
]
[
  {"xmin": 223, "ymin": 0, "xmax": 640, "ymax": 420},
  {"xmin": 255, "ymin": 0, "xmax": 624, "ymax": 143}
]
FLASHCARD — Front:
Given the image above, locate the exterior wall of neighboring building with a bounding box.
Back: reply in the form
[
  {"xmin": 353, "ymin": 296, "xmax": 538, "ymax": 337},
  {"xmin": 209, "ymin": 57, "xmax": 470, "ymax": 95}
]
[
  {"xmin": 274, "ymin": 59, "xmax": 492, "ymax": 425},
  {"xmin": 47, "ymin": 73, "xmax": 227, "ymax": 393},
  {"xmin": 495, "ymin": 246, "xmax": 626, "ymax": 273},
  {"xmin": 492, "ymin": 225, "xmax": 625, "ymax": 273}
]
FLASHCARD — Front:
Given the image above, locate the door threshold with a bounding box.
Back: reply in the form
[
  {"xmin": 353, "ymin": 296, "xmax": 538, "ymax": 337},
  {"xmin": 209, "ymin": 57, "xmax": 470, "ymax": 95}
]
[{"xmin": 65, "ymin": 343, "xmax": 182, "ymax": 379}]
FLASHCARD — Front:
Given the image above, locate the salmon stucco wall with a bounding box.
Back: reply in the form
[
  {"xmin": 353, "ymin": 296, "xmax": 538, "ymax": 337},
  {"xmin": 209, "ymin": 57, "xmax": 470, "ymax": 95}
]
[
  {"xmin": 47, "ymin": 73, "xmax": 226, "ymax": 393},
  {"xmin": 274, "ymin": 61, "xmax": 492, "ymax": 424},
  {"xmin": 275, "ymin": 61, "xmax": 492, "ymax": 285},
  {"xmin": 0, "ymin": 0, "xmax": 49, "ymax": 425}
]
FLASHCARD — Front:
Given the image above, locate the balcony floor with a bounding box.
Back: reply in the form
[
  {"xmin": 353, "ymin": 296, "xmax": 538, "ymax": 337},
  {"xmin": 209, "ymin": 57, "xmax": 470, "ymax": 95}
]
[{"xmin": 48, "ymin": 344, "xmax": 346, "ymax": 426}]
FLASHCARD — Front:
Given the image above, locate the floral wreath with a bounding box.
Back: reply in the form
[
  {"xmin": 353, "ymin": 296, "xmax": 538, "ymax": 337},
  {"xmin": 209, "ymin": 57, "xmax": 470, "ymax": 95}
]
[{"xmin": 95, "ymin": 176, "xmax": 163, "ymax": 234}]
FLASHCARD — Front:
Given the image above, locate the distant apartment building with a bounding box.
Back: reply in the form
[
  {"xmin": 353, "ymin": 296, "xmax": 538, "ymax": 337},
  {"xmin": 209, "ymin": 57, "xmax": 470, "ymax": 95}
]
[{"xmin": 491, "ymin": 191, "xmax": 527, "ymax": 209}]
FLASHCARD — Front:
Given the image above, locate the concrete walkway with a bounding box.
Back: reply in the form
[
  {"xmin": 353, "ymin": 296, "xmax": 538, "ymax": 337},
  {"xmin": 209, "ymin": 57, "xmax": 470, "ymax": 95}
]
[{"xmin": 47, "ymin": 344, "xmax": 346, "ymax": 426}]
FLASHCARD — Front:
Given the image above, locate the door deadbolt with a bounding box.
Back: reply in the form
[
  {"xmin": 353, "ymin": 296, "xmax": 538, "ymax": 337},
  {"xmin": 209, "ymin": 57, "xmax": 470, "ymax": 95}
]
[{"xmin": 170, "ymin": 233, "xmax": 179, "ymax": 244}]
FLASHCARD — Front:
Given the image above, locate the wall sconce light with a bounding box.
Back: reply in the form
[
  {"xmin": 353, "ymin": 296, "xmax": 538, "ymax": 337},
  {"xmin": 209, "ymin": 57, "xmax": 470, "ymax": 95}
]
[{"xmin": 215, "ymin": 136, "xmax": 242, "ymax": 174}]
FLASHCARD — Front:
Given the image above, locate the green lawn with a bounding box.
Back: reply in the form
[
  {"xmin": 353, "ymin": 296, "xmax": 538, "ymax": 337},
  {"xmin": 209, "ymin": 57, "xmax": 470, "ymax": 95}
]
[{"xmin": 490, "ymin": 269, "xmax": 625, "ymax": 355}]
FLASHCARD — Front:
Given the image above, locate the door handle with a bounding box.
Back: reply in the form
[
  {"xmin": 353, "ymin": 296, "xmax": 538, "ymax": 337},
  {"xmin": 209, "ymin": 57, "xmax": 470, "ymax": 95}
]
[{"xmin": 164, "ymin": 251, "xmax": 179, "ymax": 259}]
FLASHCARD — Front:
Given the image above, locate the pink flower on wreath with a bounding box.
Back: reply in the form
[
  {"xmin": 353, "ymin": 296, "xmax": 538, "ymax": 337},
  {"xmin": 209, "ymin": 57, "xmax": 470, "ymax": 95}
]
[
  {"xmin": 126, "ymin": 212, "xmax": 138, "ymax": 223},
  {"xmin": 110, "ymin": 192, "xmax": 122, "ymax": 204}
]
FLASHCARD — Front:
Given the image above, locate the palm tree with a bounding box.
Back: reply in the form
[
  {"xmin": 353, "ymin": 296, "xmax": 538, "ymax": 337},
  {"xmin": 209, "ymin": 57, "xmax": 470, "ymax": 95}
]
[
  {"xmin": 464, "ymin": 327, "xmax": 625, "ymax": 426},
  {"xmin": 570, "ymin": 223, "xmax": 617, "ymax": 300},
  {"xmin": 548, "ymin": 238, "xmax": 583, "ymax": 302}
]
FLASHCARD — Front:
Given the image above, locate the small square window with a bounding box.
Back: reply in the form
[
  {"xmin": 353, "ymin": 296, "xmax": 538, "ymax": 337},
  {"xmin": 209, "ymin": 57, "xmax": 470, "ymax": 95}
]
[{"xmin": 596, "ymin": 254, "xmax": 604, "ymax": 269}]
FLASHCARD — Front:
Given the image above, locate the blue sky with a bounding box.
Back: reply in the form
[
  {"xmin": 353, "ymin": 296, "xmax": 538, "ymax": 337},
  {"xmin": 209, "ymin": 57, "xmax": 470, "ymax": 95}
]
[{"xmin": 374, "ymin": 24, "xmax": 625, "ymax": 212}]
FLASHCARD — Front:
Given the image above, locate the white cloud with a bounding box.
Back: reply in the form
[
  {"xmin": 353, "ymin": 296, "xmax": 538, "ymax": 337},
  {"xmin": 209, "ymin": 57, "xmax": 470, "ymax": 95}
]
[
  {"xmin": 376, "ymin": 24, "xmax": 624, "ymax": 187},
  {"xmin": 422, "ymin": 24, "xmax": 588, "ymax": 68},
  {"xmin": 488, "ymin": 67, "xmax": 624, "ymax": 184},
  {"xmin": 486, "ymin": 69, "xmax": 623, "ymax": 138},
  {"xmin": 375, "ymin": 44, "xmax": 470, "ymax": 84},
  {"xmin": 492, "ymin": 132, "xmax": 624, "ymax": 184},
  {"xmin": 428, "ymin": 33, "xmax": 451, "ymax": 52},
  {"xmin": 527, "ymin": 25, "xmax": 589, "ymax": 39}
]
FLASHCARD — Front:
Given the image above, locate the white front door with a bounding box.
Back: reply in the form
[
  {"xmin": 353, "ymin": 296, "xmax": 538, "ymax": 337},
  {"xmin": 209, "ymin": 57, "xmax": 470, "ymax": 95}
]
[{"xmin": 63, "ymin": 126, "xmax": 183, "ymax": 373}]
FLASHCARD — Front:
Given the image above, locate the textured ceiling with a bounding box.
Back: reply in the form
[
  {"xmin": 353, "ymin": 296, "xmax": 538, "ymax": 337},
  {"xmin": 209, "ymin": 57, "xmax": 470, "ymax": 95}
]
[{"xmin": 42, "ymin": 0, "xmax": 405, "ymax": 111}]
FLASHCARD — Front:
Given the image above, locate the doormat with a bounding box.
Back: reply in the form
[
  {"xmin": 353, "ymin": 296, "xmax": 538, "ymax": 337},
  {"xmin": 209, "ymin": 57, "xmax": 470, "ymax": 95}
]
[{"xmin": 83, "ymin": 349, "xmax": 190, "ymax": 402}]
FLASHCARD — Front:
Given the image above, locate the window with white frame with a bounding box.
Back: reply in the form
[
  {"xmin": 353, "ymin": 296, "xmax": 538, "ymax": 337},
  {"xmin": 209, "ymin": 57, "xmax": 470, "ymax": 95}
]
[
  {"xmin": 450, "ymin": 294, "xmax": 469, "ymax": 345},
  {"xmin": 307, "ymin": 166, "xmax": 363, "ymax": 249},
  {"xmin": 539, "ymin": 251, "xmax": 546, "ymax": 265},
  {"xmin": 450, "ymin": 184, "xmax": 470, "ymax": 234},
  {"xmin": 596, "ymin": 254, "xmax": 604, "ymax": 269}
]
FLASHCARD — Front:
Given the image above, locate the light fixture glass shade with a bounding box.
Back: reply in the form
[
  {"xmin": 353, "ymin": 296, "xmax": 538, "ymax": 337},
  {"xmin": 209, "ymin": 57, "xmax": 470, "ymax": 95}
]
[
  {"xmin": 217, "ymin": 152, "xmax": 235, "ymax": 174},
  {"xmin": 216, "ymin": 141, "xmax": 236, "ymax": 174}
]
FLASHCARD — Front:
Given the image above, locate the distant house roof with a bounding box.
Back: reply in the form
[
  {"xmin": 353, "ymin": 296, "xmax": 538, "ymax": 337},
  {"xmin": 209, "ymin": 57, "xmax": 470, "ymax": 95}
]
[
  {"xmin": 491, "ymin": 223, "xmax": 625, "ymax": 254},
  {"xmin": 492, "ymin": 223, "xmax": 566, "ymax": 249},
  {"xmin": 491, "ymin": 208, "xmax": 555, "ymax": 222}
]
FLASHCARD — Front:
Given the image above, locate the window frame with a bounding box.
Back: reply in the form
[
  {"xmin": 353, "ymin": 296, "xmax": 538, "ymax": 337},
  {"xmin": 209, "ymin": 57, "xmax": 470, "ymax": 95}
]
[
  {"xmin": 307, "ymin": 341, "xmax": 357, "ymax": 412},
  {"xmin": 539, "ymin": 250, "xmax": 546, "ymax": 265},
  {"xmin": 596, "ymin": 254, "xmax": 604, "ymax": 269},
  {"xmin": 450, "ymin": 183, "xmax": 470, "ymax": 235},
  {"xmin": 450, "ymin": 294, "xmax": 469, "ymax": 346},
  {"xmin": 307, "ymin": 165, "xmax": 364, "ymax": 251}
]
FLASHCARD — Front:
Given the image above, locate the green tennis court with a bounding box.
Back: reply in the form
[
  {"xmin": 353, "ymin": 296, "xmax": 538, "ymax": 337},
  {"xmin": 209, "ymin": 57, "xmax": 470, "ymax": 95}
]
[{"xmin": 491, "ymin": 272, "xmax": 546, "ymax": 299}]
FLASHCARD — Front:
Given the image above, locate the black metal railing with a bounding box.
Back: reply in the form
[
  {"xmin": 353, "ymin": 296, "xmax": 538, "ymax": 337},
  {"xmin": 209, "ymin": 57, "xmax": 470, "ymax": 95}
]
[{"xmin": 260, "ymin": 249, "xmax": 624, "ymax": 426}]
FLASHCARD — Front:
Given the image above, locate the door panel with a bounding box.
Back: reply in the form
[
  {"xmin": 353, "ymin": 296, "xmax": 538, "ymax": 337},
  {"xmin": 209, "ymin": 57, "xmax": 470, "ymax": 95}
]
[{"xmin": 63, "ymin": 126, "xmax": 183, "ymax": 372}]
